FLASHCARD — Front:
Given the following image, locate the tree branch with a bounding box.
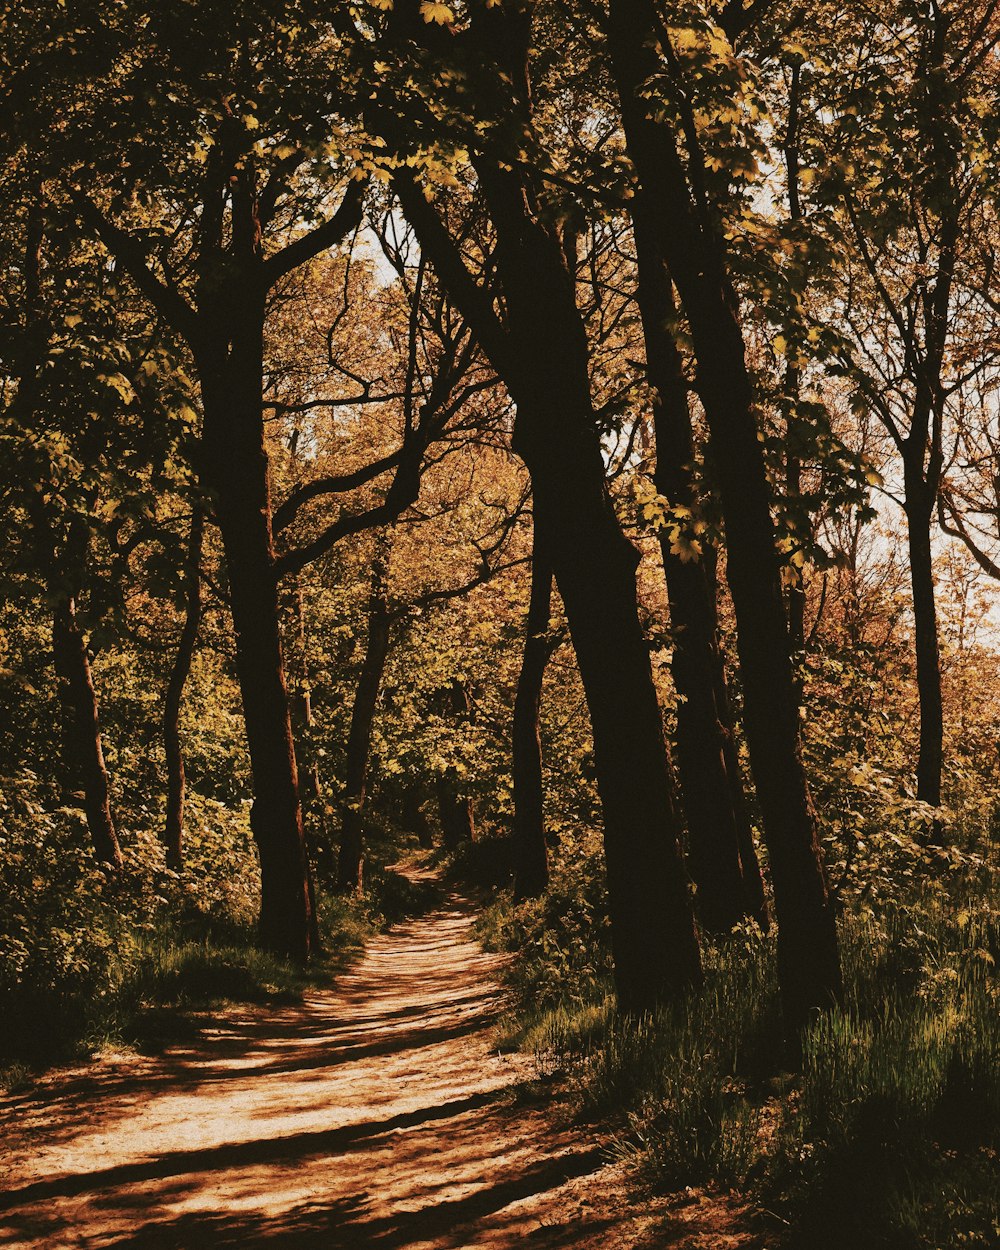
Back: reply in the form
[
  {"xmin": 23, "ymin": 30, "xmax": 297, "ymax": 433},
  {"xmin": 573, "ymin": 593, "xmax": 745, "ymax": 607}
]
[
  {"xmin": 261, "ymin": 180, "xmax": 366, "ymax": 287},
  {"xmin": 272, "ymin": 448, "xmax": 405, "ymax": 533},
  {"xmin": 69, "ymin": 191, "xmax": 201, "ymax": 346}
]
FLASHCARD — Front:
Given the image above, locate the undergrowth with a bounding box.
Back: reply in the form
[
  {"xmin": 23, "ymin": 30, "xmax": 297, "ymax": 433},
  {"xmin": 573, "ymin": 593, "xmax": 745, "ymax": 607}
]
[
  {"xmin": 479, "ymin": 830, "xmax": 1000, "ymax": 1249},
  {"xmin": 0, "ymin": 773, "xmax": 436, "ymax": 1086}
]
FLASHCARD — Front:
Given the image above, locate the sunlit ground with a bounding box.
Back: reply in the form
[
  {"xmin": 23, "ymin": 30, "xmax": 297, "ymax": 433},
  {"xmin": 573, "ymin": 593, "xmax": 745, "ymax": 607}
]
[{"xmin": 0, "ymin": 887, "xmax": 760, "ymax": 1249}]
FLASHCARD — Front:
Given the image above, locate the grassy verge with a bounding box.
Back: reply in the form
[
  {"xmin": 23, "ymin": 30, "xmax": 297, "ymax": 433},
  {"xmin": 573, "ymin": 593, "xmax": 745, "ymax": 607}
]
[
  {"xmin": 479, "ymin": 850, "xmax": 1000, "ymax": 1249},
  {"xmin": 0, "ymin": 783, "xmax": 441, "ymax": 1090}
]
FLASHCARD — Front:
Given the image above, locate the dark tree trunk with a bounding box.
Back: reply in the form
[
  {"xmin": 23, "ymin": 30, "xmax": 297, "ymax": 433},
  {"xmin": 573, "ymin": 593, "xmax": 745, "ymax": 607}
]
[
  {"xmin": 705, "ymin": 553, "xmax": 769, "ymax": 929},
  {"xmin": 437, "ymin": 775, "xmax": 476, "ymax": 849},
  {"xmin": 290, "ymin": 584, "xmax": 324, "ymax": 808},
  {"xmin": 337, "ymin": 548, "xmax": 393, "ymax": 893},
  {"xmin": 512, "ymin": 535, "xmax": 552, "ymax": 900},
  {"xmin": 435, "ymin": 679, "xmax": 477, "ymax": 849},
  {"xmin": 609, "ymin": 0, "xmax": 840, "ymax": 1031},
  {"xmin": 500, "ymin": 230, "xmax": 702, "ymax": 1010},
  {"xmin": 401, "ymin": 783, "xmax": 434, "ymax": 848},
  {"xmin": 783, "ymin": 67, "xmax": 807, "ymax": 670},
  {"xmin": 391, "ymin": 26, "xmax": 703, "ymax": 1011},
  {"xmin": 198, "ymin": 304, "xmax": 316, "ymax": 961},
  {"xmin": 52, "ymin": 591, "xmax": 123, "ymax": 868},
  {"xmin": 632, "ymin": 208, "xmax": 764, "ymax": 932},
  {"xmin": 904, "ymin": 475, "xmax": 943, "ymax": 810},
  {"xmin": 162, "ymin": 508, "xmax": 203, "ymax": 870},
  {"xmin": 397, "ymin": 213, "xmax": 702, "ymax": 1014},
  {"xmin": 786, "ymin": 429, "xmax": 807, "ymax": 662}
]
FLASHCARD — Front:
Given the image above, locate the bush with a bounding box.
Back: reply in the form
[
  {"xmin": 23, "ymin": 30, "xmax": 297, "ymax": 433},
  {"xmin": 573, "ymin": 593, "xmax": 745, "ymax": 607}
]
[
  {"xmin": 478, "ymin": 826, "xmax": 613, "ymax": 1011},
  {"xmin": 0, "ymin": 772, "xmax": 430, "ymax": 1078},
  {"xmin": 486, "ymin": 820, "xmax": 1000, "ymax": 1249}
]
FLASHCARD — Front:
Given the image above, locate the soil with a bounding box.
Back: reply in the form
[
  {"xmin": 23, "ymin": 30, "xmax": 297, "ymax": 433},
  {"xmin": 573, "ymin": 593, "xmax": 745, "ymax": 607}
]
[{"xmin": 0, "ymin": 880, "xmax": 766, "ymax": 1249}]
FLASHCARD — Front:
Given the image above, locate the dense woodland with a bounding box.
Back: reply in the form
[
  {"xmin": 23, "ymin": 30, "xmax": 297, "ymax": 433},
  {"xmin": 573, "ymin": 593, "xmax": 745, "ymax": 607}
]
[{"xmin": 2, "ymin": 0, "xmax": 1000, "ymax": 1244}]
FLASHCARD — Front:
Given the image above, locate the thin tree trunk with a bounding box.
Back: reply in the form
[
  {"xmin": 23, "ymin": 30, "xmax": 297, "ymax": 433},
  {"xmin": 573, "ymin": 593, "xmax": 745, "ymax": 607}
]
[
  {"xmin": 784, "ymin": 64, "xmax": 807, "ymax": 668},
  {"xmin": 512, "ymin": 534, "xmax": 552, "ymax": 900},
  {"xmin": 199, "ymin": 308, "xmax": 316, "ymax": 961},
  {"xmin": 401, "ymin": 783, "xmax": 434, "ymax": 848},
  {"xmin": 52, "ymin": 590, "xmax": 123, "ymax": 868},
  {"xmin": 337, "ymin": 546, "xmax": 393, "ymax": 893},
  {"xmin": 162, "ymin": 508, "xmax": 203, "ymax": 870},
  {"xmin": 437, "ymin": 775, "xmax": 476, "ymax": 849},
  {"xmin": 290, "ymin": 583, "xmax": 323, "ymax": 806},
  {"xmin": 705, "ymin": 549, "xmax": 769, "ymax": 929},
  {"xmin": 786, "ymin": 412, "xmax": 807, "ymax": 662},
  {"xmin": 632, "ymin": 209, "xmax": 764, "ymax": 932},
  {"xmin": 904, "ymin": 478, "xmax": 943, "ymax": 810},
  {"xmin": 609, "ymin": 0, "xmax": 840, "ymax": 1031},
  {"xmin": 436, "ymin": 679, "xmax": 477, "ymax": 849}
]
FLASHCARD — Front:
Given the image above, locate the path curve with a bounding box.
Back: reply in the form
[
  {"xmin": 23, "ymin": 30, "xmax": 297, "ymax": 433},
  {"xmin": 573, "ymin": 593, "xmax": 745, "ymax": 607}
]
[{"xmin": 0, "ymin": 882, "xmax": 755, "ymax": 1249}]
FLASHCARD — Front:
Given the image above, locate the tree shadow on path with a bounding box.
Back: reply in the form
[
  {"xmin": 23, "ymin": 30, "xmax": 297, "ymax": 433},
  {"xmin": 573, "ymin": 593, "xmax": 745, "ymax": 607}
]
[{"xmin": 0, "ymin": 884, "xmax": 766, "ymax": 1250}]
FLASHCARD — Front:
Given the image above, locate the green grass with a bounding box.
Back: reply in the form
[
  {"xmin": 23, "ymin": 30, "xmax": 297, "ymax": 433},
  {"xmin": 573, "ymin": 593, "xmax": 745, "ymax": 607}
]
[
  {"xmin": 486, "ymin": 877, "xmax": 1000, "ymax": 1249},
  {"xmin": 1, "ymin": 857, "xmax": 440, "ymax": 1089}
]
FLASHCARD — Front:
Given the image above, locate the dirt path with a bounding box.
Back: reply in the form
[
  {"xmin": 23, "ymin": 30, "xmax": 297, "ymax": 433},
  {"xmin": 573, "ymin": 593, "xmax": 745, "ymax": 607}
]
[{"xmin": 0, "ymin": 883, "xmax": 758, "ymax": 1249}]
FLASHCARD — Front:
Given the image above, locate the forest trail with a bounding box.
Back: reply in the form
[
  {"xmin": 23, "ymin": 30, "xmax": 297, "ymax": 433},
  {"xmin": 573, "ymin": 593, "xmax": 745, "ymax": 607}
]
[{"xmin": 0, "ymin": 877, "xmax": 758, "ymax": 1249}]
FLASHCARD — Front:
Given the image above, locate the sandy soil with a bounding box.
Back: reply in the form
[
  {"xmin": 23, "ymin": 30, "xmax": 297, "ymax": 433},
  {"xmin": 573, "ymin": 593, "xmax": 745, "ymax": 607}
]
[{"xmin": 0, "ymin": 882, "xmax": 766, "ymax": 1249}]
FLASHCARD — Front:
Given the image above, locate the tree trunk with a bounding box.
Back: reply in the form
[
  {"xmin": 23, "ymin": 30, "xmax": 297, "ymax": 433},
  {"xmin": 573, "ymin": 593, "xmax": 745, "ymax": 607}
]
[
  {"xmin": 705, "ymin": 552, "xmax": 769, "ymax": 930},
  {"xmin": 512, "ymin": 535, "xmax": 552, "ymax": 900},
  {"xmin": 198, "ymin": 307, "xmax": 316, "ymax": 962},
  {"xmin": 162, "ymin": 508, "xmax": 203, "ymax": 871},
  {"xmin": 337, "ymin": 547, "xmax": 393, "ymax": 893},
  {"xmin": 632, "ymin": 206, "xmax": 764, "ymax": 932},
  {"xmin": 289, "ymin": 584, "xmax": 324, "ymax": 807},
  {"xmin": 609, "ymin": 0, "xmax": 840, "ymax": 1032},
  {"xmin": 502, "ymin": 232, "xmax": 702, "ymax": 1010},
  {"xmin": 903, "ymin": 475, "xmax": 943, "ymax": 810},
  {"xmin": 435, "ymin": 679, "xmax": 477, "ymax": 849},
  {"xmin": 401, "ymin": 783, "xmax": 434, "ymax": 848},
  {"xmin": 437, "ymin": 775, "xmax": 476, "ymax": 849},
  {"xmin": 786, "ymin": 462, "xmax": 807, "ymax": 665},
  {"xmin": 52, "ymin": 591, "xmax": 123, "ymax": 868}
]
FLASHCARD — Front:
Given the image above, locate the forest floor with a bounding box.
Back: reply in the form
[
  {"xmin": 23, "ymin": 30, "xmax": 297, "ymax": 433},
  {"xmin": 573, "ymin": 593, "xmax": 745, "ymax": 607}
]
[{"xmin": 0, "ymin": 873, "xmax": 765, "ymax": 1249}]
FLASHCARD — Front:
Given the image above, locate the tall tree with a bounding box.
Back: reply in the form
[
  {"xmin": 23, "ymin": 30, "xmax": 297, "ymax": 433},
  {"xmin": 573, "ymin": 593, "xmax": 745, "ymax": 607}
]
[
  {"xmin": 632, "ymin": 216, "xmax": 767, "ymax": 931},
  {"xmin": 817, "ymin": 0, "xmax": 1000, "ymax": 816},
  {"xmin": 606, "ymin": 0, "xmax": 841, "ymax": 1029}
]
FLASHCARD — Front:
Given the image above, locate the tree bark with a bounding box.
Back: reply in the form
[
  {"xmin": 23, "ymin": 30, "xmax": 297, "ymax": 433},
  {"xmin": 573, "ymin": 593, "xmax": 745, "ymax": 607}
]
[
  {"xmin": 162, "ymin": 508, "xmax": 203, "ymax": 870},
  {"xmin": 337, "ymin": 545, "xmax": 393, "ymax": 893},
  {"xmin": 632, "ymin": 208, "xmax": 765, "ymax": 932},
  {"xmin": 512, "ymin": 534, "xmax": 552, "ymax": 900},
  {"xmin": 609, "ymin": 0, "xmax": 840, "ymax": 1031},
  {"xmin": 289, "ymin": 583, "xmax": 324, "ymax": 808},
  {"xmin": 705, "ymin": 551, "xmax": 769, "ymax": 930},
  {"xmin": 436, "ymin": 679, "xmax": 477, "ymax": 850},
  {"xmin": 497, "ymin": 219, "xmax": 702, "ymax": 1011},
  {"xmin": 52, "ymin": 590, "xmax": 123, "ymax": 868},
  {"xmin": 401, "ymin": 783, "xmax": 434, "ymax": 848},
  {"xmin": 198, "ymin": 302, "xmax": 316, "ymax": 961},
  {"xmin": 437, "ymin": 774, "xmax": 476, "ymax": 849},
  {"xmin": 904, "ymin": 475, "xmax": 943, "ymax": 810}
]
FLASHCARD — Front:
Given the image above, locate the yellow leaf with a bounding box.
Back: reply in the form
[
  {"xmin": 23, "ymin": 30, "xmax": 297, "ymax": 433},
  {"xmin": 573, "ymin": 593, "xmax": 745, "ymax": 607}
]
[
  {"xmin": 420, "ymin": 0, "xmax": 453, "ymax": 22},
  {"xmin": 670, "ymin": 27, "xmax": 700, "ymax": 51},
  {"xmin": 670, "ymin": 534, "xmax": 703, "ymax": 563}
]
